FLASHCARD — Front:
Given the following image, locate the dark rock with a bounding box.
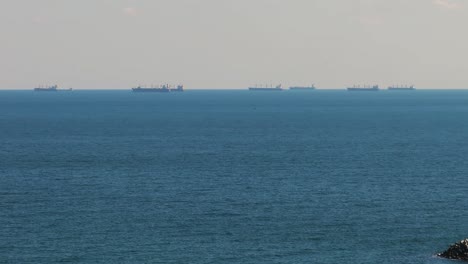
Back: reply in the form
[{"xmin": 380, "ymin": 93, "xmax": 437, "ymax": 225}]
[{"xmin": 439, "ymin": 239, "xmax": 468, "ymax": 261}]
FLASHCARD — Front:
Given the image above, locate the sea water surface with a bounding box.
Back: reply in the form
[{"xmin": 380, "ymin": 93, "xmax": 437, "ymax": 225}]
[{"xmin": 1, "ymin": 89, "xmax": 468, "ymax": 263}]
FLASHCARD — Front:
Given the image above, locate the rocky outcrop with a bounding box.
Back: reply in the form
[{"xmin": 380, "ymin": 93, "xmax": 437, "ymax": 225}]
[{"xmin": 439, "ymin": 239, "xmax": 468, "ymax": 261}]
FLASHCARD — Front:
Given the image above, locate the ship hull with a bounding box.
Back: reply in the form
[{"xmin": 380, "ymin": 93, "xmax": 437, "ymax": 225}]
[
  {"xmin": 388, "ymin": 88, "xmax": 415, "ymax": 90},
  {"xmin": 347, "ymin": 88, "xmax": 379, "ymax": 91},
  {"xmin": 248, "ymin": 88, "xmax": 283, "ymax": 91},
  {"xmin": 34, "ymin": 88, "xmax": 72, "ymax": 92},
  {"xmin": 34, "ymin": 88, "xmax": 57, "ymax": 91},
  {"xmin": 132, "ymin": 88, "xmax": 170, "ymax": 93},
  {"xmin": 289, "ymin": 87, "xmax": 316, "ymax": 90}
]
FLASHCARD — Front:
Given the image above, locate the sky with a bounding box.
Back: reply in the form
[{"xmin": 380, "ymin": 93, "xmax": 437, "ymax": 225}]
[{"xmin": 1, "ymin": 0, "xmax": 467, "ymax": 89}]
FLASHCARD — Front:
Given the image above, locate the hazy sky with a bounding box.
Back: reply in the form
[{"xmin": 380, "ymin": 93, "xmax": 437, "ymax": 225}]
[{"xmin": 1, "ymin": 0, "xmax": 467, "ymax": 89}]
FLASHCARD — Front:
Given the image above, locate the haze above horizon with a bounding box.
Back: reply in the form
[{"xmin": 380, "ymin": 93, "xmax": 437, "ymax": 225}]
[{"xmin": 1, "ymin": 0, "xmax": 467, "ymax": 89}]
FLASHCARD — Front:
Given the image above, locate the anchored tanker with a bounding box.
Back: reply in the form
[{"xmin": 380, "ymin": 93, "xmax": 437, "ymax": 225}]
[
  {"xmin": 347, "ymin": 85, "xmax": 379, "ymax": 91},
  {"xmin": 132, "ymin": 85, "xmax": 169, "ymax": 93},
  {"xmin": 34, "ymin": 85, "xmax": 72, "ymax": 92},
  {"xmin": 289, "ymin": 84, "xmax": 316, "ymax": 90},
  {"xmin": 248, "ymin": 84, "xmax": 283, "ymax": 91},
  {"xmin": 132, "ymin": 84, "xmax": 184, "ymax": 93},
  {"xmin": 388, "ymin": 85, "xmax": 415, "ymax": 90}
]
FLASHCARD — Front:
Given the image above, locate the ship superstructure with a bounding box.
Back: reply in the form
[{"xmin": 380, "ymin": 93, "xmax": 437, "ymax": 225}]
[{"xmin": 170, "ymin": 85, "xmax": 184, "ymax": 92}]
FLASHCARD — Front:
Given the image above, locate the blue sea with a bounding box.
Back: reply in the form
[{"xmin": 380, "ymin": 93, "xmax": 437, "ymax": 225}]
[{"xmin": 1, "ymin": 89, "xmax": 467, "ymax": 263}]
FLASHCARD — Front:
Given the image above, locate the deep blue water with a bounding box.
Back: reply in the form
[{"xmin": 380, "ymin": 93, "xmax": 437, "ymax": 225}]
[{"xmin": 1, "ymin": 90, "xmax": 468, "ymax": 263}]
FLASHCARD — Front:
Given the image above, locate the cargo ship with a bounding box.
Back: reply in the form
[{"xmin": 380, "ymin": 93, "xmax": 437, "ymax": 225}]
[
  {"xmin": 34, "ymin": 85, "xmax": 72, "ymax": 92},
  {"xmin": 132, "ymin": 84, "xmax": 184, "ymax": 93},
  {"xmin": 347, "ymin": 85, "xmax": 379, "ymax": 91},
  {"xmin": 132, "ymin": 85, "xmax": 169, "ymax": 92},
  {"xmin": 248, "ymin": 84, "xmax": 283, "ymax": 91},
  {"xmin": 388, "ymin": 85, "xmax": 415, "ymax": 90},
  {"xmin": 289, "ymin": 84, "xmax": 316, "ymax": 90},
  {"xmin": 132, "ymin": 84, "xmax": 170, "ymax": 92}
]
